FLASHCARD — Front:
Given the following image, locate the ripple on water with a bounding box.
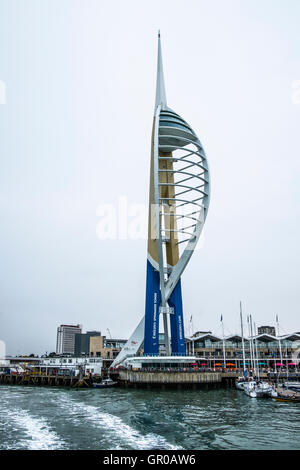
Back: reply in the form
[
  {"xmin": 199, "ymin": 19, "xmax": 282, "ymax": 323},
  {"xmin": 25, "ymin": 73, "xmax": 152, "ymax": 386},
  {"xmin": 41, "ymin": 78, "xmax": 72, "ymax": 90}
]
[
  {"xmin": 0, "ymin": 386, "xmax": 299, "ymax": 450},
  {"xmin": 52, "ymin": 394, "xmax": 183, "ymax": 450}
]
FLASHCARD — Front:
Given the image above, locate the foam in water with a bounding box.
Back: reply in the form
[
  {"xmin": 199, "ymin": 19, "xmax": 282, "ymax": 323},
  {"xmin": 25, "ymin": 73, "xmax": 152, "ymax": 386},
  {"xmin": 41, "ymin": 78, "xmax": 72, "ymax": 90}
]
[
  {"xmin": 58, "ymin": 396, "xmax": 182, "ymax": 450},
  {"xmin": 6, "ymin": 408, "xmax": 65, "ymax": 450}
]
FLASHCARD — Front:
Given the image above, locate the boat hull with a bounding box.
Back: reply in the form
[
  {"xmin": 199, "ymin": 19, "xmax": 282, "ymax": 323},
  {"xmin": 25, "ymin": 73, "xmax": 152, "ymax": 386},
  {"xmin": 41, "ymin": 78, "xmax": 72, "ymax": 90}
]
[
  {"xmin": 243, "ymin": 382, "xmax": 273, "ymax": 398},
  {"xmin": 235, "ymin": 381, "xmax": 245, "ymax": 391},
  {"xmin": 92, "ymin": 381, "xmax": 117, "ymax": 389},
  {"xmin": 275, "ymin": 396, "xmax": 300, "ymax": 403}
]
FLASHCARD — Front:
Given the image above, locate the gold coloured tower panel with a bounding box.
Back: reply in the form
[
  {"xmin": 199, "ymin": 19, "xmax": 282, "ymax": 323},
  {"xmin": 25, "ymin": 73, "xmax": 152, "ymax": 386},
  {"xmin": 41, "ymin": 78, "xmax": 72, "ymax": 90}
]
[
  {"xmin": 147, "ymin": 117, "xmax": 159, "ymax": 268},
  {"xmin": 158, "ymin": 150, "xmax": 179, "ymax": 268}
]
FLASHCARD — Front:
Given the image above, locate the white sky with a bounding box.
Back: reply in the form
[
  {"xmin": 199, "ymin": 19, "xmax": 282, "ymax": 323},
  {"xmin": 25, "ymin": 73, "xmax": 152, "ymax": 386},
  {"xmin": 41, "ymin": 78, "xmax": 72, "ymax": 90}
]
[{"xmin": 0, "ymin": 0, "xmax": 300, "ymax": 355}]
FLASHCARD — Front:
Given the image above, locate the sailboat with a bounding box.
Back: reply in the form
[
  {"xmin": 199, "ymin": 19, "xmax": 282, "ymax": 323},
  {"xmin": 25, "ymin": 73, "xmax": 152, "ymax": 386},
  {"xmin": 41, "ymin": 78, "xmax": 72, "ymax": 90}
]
[
  {"xmin": 243, "ymin": 380, "xmax": 274, "ymax": 398},
  {"xmin": 243, "ymin": 315, "xmax": 274, "ymax": 398},
  {"xmin": 236, "ymin": 302, "xmax": 253, "ymax": 390}
]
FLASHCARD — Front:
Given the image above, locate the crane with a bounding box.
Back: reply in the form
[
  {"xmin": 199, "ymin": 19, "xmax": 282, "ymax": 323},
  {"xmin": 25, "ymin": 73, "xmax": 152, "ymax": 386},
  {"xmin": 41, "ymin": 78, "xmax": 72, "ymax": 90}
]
[{"xmin": 106, "ymin": 328, "xmax": 112, "ymax": 339}]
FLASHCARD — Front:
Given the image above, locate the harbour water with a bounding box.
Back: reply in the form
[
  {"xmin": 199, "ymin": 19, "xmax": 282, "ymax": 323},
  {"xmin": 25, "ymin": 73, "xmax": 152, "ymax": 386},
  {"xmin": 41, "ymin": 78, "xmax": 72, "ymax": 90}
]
[{"xmin": 0, "ymin": 385, "xmax": 299, "ymax": 450}]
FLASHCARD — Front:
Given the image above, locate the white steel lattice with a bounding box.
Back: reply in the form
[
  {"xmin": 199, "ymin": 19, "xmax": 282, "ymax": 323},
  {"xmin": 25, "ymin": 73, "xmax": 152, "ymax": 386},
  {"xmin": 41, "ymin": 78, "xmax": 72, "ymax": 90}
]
[{"xmin": 154, "ymin": 106, "xmax": 210, "ymax": 304}]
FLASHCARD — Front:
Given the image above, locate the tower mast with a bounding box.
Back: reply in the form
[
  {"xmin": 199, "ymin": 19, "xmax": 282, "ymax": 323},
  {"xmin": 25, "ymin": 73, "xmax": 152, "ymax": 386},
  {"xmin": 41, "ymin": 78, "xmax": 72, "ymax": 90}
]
[{"xmin": 144, "ymin": 32, "xmax": 210, "ymax": 357}]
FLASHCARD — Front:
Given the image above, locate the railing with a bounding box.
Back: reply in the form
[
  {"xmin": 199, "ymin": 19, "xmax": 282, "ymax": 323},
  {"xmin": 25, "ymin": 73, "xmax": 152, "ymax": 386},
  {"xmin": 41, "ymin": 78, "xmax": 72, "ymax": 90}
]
[{"xmin": 186, "ymin": 354, "xmax": 295, "ymax": 359}]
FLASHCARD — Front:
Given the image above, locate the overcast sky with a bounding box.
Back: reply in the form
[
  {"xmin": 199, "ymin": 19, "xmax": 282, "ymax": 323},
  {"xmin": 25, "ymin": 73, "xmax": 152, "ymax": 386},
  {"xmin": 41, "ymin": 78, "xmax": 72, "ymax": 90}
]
[{"xmin": 0, "ymin": 0, "xmax": 299, "ymax": 355}]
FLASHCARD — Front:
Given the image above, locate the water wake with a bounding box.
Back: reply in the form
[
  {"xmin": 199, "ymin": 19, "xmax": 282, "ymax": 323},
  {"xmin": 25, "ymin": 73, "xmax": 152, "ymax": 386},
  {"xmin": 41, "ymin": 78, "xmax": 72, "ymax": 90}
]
[
  {"xmin": 57, "ymin": 395, "xmax": 182, "ymax": 450},
  {"xmin": 2, "ymin": 405, "xmax": 65, "ymax": 450}
]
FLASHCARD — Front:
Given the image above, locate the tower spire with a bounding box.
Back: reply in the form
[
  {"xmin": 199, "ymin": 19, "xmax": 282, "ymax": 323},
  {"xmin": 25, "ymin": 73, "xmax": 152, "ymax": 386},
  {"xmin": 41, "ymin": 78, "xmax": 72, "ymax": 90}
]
[{"xmin": 155, "ymin": 30, "xmax": 167, "ymax": 111}]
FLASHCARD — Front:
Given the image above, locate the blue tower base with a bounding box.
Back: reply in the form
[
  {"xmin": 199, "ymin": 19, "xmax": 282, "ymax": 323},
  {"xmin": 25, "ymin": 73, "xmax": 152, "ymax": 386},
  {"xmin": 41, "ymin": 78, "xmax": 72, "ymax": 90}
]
[
  {"xmin": 169, "ymin": 279, "xmax": 186, "ymax": 354},
  {"xmin": 144, "ymin": 260, "xmax": 186, "ymax": 355},
  {"xmin": 144, "ymin": 260, "xmax": 161, "ymax": 355}
]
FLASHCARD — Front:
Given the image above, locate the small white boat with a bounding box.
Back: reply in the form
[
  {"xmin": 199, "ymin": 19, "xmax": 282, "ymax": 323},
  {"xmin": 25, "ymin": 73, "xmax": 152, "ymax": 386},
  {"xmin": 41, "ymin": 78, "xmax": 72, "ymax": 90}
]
[
  {"xmin": 92, "ymin": 378, "xmax": 117, "ymax": 389},
  {"xmin": 243, "ymin": 381, "xmax": 273, "ymax": 398}
]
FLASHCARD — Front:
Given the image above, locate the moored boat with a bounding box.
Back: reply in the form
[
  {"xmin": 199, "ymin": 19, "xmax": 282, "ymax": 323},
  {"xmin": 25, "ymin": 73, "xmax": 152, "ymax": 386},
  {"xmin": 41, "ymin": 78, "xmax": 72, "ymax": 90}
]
[
  {"xmin": 236, "ymin": 303, "xmax": 249, "ymax": 391},
  {"xmin": 92, "ymin": 378, "xmax": 117, "ymax": 388},
  {"xmin": 274, "ymin": 395, "xmax": 300, "ymax": 403},
  {"xmin": 243, "ymin": 381, "xmax": 273, "ymax": 398}
]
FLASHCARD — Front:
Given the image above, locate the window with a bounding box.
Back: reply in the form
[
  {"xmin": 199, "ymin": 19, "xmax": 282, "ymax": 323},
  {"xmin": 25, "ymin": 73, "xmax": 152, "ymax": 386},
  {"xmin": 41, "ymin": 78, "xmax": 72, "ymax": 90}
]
[{"xmin": 159, "ymin": 120, "xmax": 193, "ymax": 134}]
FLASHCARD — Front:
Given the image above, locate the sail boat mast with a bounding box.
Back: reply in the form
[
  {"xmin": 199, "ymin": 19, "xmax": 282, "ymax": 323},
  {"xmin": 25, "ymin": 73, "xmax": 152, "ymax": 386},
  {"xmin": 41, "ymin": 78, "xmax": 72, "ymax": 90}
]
[
  {"xmin": 250, "ymin": 315, "xmax": 257, "ymax": 377},
  {"xmin": 254, "ymin": 321, "xmax": 260, "ymax": 380},
  {"xmin": 221, "ymin": 315, "xmax": 226, "ymax": 371},
  {"xmin": 276, "ymin": 315, "xmax": 285, "ymax": 378},
  {"xmin": 247, "ymin": 315, "xmax": 254, "ymax": 373},
  {"xmin": 240, "ymin": 302, "xmax": 247, "ymax": 376}
]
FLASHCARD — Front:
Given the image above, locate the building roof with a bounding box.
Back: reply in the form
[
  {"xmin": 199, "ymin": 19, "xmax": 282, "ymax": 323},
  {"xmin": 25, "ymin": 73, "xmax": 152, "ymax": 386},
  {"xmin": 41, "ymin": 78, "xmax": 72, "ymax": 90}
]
[
  {"xmin": 59, "ymin": 324, "xmax": 81, "ymax": 328},
  {"xmin": 106, "ymin": 338, "xmax": 127, "ymax": 342},
  {"xmin": 187, "ymin": 333, "xmax": 221, "ymax": 343},
  {"xmin": 278, "ymin": 333, "xmax": 300, "ymax": 342},
  {"xmin": 258, "ymin": 325, "xmax": 275, "ymax": 329},
  {"xmin": 254, "ymin": 333, "xmax": 278, "ymax": 342},
  {"xmin": 225, "ymin": 334, "xmax": 243, "ymax": 342}
]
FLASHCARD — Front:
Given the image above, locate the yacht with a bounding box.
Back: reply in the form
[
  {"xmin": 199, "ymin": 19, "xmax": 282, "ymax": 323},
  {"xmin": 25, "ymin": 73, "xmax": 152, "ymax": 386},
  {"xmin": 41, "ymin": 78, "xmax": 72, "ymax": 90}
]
[
  {"xmin": 92, "ymin": 378, "xmax": 117, "ymax": 388},
  {"xmin": 236, "ymin": 303, "xmax": 249, "ymax": 391},
  {"xmin": 243, "ymin": 380, "xmax": 273, "ymax": 398}
]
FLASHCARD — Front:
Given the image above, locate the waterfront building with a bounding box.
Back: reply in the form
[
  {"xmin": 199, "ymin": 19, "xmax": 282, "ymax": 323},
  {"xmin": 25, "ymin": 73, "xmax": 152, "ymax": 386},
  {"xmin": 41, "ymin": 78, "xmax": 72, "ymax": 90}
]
[
  {"xmin": 74, "ymin": 330, "xmax": 101, "ymax": 356},
  {"xmin": 186, "ymin": 332, "xmax": 300, "ymax": 370},
  {"xmin": 56, "ymin": 324, "xmax": 82, "ymax": 355},
  {"xmin": 123, "ymin": 356, "xmax": 199, "ymax": 371},
  {"xmin": 37, "ymin": 356, "xmax": 102, "ymax": 377},
  {"xmin": 90, "ymin": 335, "xmax": 127, "ymax": 368},
  {"xmin": 1, "ymin": 356, "xmax": 102, "ymax": 377}
]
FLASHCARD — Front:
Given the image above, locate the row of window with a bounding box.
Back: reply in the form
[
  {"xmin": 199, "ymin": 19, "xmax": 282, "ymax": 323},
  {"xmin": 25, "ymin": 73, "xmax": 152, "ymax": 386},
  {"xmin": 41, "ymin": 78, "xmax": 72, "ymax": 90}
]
[
  {"xmin": 44, "ymin": 358, "xmax": 102, "ymax": 364},
  {"xmin": 191, "ymin": 341, "xmax": 295, "ymax": 348}
]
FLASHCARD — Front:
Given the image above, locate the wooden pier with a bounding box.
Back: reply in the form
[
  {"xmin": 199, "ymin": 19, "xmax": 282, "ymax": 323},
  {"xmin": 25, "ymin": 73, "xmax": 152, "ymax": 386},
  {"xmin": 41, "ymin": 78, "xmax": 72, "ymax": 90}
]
[
  {"xmin": 0, "ymin": 372, "xmax": 92, "ymax": 388},
  {"xmin": 1, "ymin": 370, "xmax": 298, "ymax": 390}
]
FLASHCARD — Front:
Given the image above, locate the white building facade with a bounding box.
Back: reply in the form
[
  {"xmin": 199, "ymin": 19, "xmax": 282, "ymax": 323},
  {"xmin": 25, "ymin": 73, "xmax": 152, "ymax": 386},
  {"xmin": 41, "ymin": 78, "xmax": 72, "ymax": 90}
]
[{"xmin": 38, "ymin": 357, "xmax": 103, "ymax": 376}]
